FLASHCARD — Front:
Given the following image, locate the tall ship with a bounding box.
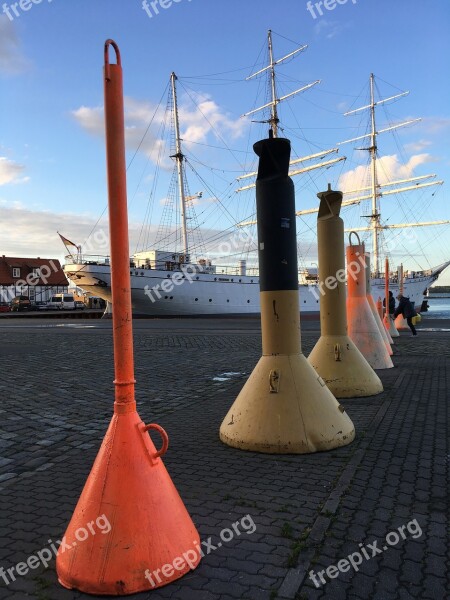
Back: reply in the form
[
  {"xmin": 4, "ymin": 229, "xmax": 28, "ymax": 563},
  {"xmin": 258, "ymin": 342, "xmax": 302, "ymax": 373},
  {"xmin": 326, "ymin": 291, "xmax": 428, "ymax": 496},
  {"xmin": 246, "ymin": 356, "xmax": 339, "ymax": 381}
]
[{"xmin": 64, "ymin": 31, "xmax": 449, "ymax": 316}]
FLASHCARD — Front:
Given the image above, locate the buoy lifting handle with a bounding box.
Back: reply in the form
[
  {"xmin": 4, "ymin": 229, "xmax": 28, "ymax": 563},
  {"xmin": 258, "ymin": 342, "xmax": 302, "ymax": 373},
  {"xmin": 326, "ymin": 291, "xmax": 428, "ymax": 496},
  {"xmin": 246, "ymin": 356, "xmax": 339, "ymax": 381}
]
[
  {"xmin": 104, "ymin": 39, "xmax": 121, "ymax": 80},
  {"xmin": 348, "ymin": 231, "xmax": 361, "ymax": 247},
  {"xmin": 143, "ymin": 423, "xmax": 169, "ymax": 458}
]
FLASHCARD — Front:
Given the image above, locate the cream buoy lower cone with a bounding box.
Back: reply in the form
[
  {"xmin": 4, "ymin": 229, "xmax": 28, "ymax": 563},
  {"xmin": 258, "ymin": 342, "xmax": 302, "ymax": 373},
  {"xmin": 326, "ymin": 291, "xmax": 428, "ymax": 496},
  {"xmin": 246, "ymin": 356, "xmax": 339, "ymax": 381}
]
[
  {"xmin": 56, "ymin": 42, "xmax": 200, "ymax": 595},
  {"xmin": 219, "ymin": 137, "xmax": 355, "ymax": 454},
  {"xmin": 365, "ymin": 254, "xmax": 393, "ymax": 356},
  {"xmin": 346, "ymin": 238, "xmax": 394, "ymax": 370},
  {"xmin": 307, "ymin": 187, "xmax": 383, "ymax": 398}
]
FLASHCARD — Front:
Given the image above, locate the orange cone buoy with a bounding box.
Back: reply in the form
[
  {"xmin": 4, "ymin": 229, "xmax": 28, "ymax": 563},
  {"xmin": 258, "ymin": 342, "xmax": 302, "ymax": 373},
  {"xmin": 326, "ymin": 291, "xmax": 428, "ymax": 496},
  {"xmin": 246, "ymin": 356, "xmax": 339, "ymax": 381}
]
[
  {"xmin": 365, "ymin": 254, "xmax": 393, "ymax": 356},
  {"xmin": 346, "ymin": 234, "xmax": 393, "ymax": 370},
  {"xmin": 56, "ymin": 40, "xmax": 200, "ymax": 595}
]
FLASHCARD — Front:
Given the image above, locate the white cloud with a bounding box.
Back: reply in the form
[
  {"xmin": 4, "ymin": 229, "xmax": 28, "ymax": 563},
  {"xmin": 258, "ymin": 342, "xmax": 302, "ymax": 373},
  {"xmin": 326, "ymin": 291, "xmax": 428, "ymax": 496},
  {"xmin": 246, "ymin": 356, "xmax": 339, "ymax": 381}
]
[
  {"xmin": 72, "ymin": 99, "xmax": 172, "ymax": 168},
  {"xmin": 336, "ymin": 101, "xmax": 349, "ymax": 113},
  {"xmin": 339, "ymin": 153, "xmax": 435, "ymax": 192},
  {"xmin": 404, "ymin": 139, "xmax": 432, "ymax": 153},
  {"xmin": 71, "ymin": 105, "xmax": 104, "ymax": 136},
  {"xmin": 0, "ymin": 201, "xmax": 251, "ymax": 278},
  {"xmin": 72, "ymin": 92, "xmax": 244, "ymax": 169},
  {"xmin": 0, "ymin": 157, "xmax": 29, "ymax": 185},
  {"xmin": 0, "ymin": 202, "xmax": 128, "ymax": 257},
  {"xmin": 314, "ymin": 19, "xmax": 350, "ymax": 39},
  {"xmin": 179, "ymin": 92, "xmax": 243, "ymax": 142},
  {"xmin": 419, "ymin": 117, "xmax": 450, "ymax": 134},
  {"xmin": 0, "ymin": 17, "xmax": 29, "ymax": 74}
]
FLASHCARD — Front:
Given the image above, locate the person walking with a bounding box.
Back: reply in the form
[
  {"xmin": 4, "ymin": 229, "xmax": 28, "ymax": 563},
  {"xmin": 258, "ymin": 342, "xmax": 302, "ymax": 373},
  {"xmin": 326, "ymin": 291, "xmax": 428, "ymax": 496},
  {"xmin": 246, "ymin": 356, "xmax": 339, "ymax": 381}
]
[{"xmin": 394, "ymin": 294, "xmax": 417, "ymax": 336}]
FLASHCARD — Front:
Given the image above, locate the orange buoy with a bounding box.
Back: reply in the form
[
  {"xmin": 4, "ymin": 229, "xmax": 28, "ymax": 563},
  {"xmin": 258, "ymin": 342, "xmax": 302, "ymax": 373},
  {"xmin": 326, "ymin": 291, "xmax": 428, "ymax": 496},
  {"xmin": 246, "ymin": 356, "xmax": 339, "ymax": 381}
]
[
  {"xmin": 346, "ymin": 234, "xmax": 393, "ymax": 370},
  {"xmin": 56, "ymin": 41, "xmax": 200, "ymax": 595},
  {"xmin": 365, "ymin": 254, "xmax": 393, "ymax": 356}
]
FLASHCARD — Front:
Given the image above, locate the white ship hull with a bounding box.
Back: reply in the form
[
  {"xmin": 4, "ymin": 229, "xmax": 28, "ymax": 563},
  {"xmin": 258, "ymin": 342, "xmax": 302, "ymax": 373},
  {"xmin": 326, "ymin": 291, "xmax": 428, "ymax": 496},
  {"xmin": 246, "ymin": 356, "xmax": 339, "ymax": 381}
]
[{"xmin": 64, "ymin": 261, "xmax": 448, "ymax": 317}]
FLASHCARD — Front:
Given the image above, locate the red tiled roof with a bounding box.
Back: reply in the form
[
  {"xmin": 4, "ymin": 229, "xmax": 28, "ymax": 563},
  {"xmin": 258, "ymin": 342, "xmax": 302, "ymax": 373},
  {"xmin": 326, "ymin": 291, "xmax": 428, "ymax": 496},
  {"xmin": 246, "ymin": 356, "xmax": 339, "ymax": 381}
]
[{"xmin": 0, "ymin": 256, "xmax": 69, "ymax": 286}]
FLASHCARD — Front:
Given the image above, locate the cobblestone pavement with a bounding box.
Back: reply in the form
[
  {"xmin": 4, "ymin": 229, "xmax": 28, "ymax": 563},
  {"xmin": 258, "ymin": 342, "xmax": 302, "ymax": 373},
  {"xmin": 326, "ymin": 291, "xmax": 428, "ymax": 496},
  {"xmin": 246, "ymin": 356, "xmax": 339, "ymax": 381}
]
[{"xmin": 0, "ymin": 319, "xmax": 448, "ymax": 600}]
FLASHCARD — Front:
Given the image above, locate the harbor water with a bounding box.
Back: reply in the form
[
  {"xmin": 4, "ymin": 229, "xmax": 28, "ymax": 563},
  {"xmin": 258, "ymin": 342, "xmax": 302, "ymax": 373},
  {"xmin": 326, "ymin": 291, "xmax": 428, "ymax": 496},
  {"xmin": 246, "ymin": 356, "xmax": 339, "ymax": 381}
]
[{"xmin": 425, "ymin": 298, "xmax": 450, "ymax": 319}]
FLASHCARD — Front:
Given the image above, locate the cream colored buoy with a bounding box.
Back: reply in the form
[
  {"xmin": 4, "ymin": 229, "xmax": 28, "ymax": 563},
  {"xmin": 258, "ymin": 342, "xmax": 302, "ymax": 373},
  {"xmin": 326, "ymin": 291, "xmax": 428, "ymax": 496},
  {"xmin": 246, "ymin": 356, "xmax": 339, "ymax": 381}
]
[
  {"xmin": 219, "ymin": 138, "xmax": 355, "ymax": 454},
  {"xmin": 307, "ymin": 188, "xmax": 383, "ymax": 398}
]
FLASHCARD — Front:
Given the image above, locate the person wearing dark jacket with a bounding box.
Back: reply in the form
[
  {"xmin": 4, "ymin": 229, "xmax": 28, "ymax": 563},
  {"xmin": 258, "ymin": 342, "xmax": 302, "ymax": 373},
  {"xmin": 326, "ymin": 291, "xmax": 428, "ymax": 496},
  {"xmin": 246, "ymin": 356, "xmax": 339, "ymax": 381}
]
[
  {"xmin": 383, "ymin": 291, "xmax": 396, "ymax": 315},
  {"xmin": 394, "ymin": 294, "xmax": 417, "ymax": 336}
]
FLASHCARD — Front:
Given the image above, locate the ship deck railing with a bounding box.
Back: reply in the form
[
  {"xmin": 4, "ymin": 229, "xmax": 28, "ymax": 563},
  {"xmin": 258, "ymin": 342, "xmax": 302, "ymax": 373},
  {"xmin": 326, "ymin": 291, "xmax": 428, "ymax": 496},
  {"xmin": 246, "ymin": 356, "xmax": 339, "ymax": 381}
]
[
  {"xmin": 65, "ymin": 255, "xmax": 437, "ymax": 282},
  {"xmin": 64, "ymin": 254, "xmax": 260, "ymax": 277}
]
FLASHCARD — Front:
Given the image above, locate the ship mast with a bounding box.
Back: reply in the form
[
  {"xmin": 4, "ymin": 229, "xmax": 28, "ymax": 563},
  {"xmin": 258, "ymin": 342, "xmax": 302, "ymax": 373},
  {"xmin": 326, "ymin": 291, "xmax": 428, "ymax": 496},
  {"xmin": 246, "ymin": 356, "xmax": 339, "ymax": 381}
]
[
  {"xmin": 368, "ymin": 73, "xmax": 381, "ymax": 276},
  {"xmin": 267, "ymin": 30, "xmax": 279, "ymax": 137},
  {"xmin": 237, "ymin": 31, "xmax": 344, "ymax": 196},
  {"xmin": 170, "ymin": 72, "xmax": 189, "ymax": 258},
  {"xmin": 293, "ymin": 74, "xmax": 447, "ymax": 271}
]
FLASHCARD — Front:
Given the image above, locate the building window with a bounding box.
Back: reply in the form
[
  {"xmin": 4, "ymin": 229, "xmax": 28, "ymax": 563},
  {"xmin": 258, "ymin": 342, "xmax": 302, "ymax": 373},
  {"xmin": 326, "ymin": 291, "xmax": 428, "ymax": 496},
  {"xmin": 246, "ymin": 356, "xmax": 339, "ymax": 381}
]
[
  {"xmin": 32, "ymin": 268, "xmax": 40, "ymax": 278},
  {"xmin": 12, "ymin": 268, "xmax": 20, "ymax": 278}
]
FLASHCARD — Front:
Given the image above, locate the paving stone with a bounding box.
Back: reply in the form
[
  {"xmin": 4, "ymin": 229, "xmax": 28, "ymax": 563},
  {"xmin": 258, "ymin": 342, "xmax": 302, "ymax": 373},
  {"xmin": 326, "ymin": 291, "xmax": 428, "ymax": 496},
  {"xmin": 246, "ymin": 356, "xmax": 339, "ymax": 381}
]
[{"xmin": 0, "ymin": 324, "xmax": 448, "ymax": 600}]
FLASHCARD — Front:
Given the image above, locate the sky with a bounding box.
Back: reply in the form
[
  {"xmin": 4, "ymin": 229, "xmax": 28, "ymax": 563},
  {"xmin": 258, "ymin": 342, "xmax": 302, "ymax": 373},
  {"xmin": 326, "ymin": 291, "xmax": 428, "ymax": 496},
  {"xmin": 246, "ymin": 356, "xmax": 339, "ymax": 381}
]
[{"xmin": 1, "ymin": 0, "xmax": 450, "ymax": 284}]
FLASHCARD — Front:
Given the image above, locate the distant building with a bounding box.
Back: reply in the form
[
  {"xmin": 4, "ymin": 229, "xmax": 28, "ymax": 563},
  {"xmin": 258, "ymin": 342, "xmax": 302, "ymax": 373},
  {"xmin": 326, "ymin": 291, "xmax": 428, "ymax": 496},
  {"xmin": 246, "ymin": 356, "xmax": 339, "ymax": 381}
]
[{"xmin": 0, "ymin": 256, "xmax": 69, "ymax": 303}]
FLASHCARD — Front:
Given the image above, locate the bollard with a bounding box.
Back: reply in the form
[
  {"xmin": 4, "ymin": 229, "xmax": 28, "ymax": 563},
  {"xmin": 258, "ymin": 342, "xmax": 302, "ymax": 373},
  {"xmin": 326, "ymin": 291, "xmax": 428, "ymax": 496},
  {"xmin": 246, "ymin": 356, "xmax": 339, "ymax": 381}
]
[
  {"xmin": 56, "ymin": 41, "xmax": 200, "ymax": 595},
  {"xmin": 307, "ymin": 187, "xmax": 383, "ymax": 397},
  {"xmin": 219, "ymin": 137, "xmax": 355, "ymax": 453},
  {"xmin": 384, "ymin": 257, "xmax": 399, "ymax": 338},
  {"xmin": 346, "ymin": 235, "xmax": 393, "ymax": 369},
  {"xmin": 365, "ymin": 254, "xmax": 393, "ymax": 356}
]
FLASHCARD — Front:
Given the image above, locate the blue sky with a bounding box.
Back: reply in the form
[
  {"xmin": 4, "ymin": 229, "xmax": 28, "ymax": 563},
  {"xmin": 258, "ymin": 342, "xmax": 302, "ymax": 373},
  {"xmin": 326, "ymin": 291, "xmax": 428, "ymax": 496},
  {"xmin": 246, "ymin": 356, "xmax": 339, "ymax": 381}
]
[{"xmin": 1, "ymin": 0, "xmax": 450, "ymax": 283}]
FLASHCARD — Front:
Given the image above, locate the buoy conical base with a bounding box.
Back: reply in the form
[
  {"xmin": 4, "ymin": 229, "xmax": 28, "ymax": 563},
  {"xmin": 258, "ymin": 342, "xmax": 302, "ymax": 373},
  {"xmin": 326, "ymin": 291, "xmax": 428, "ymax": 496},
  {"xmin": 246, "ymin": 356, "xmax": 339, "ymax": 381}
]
[
  {"xmin": 308, "ymin": 335, "xmax": 383, "ymax": 398},
  {"xmin": 385, "ymin": 314, "xmax": 399, "ymax": 337},
  {"xmin": 347, "ymin": 297, "xmax": 394, "ymax": 369},
  {"xmin": 219, "ymin": 354, "xmax": 355, "ymax": 454},
  {"xmin": 56, "ymin": 410, "xmax": 200, "ymax": 595},
  {"xmin": 395, "ymin": 314, "xmax": 409, "ymax": 330},
  {"xmin": 367, "ymin": 295, "xmax": 393, "ymax": 356}
]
